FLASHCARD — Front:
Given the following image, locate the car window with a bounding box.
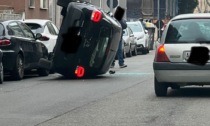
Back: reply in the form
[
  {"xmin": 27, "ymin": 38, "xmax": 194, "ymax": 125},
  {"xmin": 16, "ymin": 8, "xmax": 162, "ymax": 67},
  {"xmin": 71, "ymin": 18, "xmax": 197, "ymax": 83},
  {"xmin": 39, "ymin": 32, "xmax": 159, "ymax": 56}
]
[
  {"xmin": 51, "ymin": 23, "xmax": 59, "ymax": 35},
  {"xmin": 47, "ymin": 22, "xmax": 57, "ymax": 35},
  {"xmin": 8, "ymin": 22, "xmax": 25, "ymax": 37},
  {"xmin": 25, "ymin": 23, "xmax": 43, "ymax": 34},
  {"xmin": 18, "ymin": 22, "xmax": 35, "ymax": 39},
  {"xmin": 128, "ymin": 27, "xmax": 133, "ymax": 35},
  {"xmin": 127, "ymin": 23, "xmax": 143, "ymax": 32},
  {"xmin": 0, "ymin": 24, "xmax": 4, "ymax": 36},
  {"xmin": 165, "ymin": 19, "xmax": 210, "ymax": 43},
  {"xmin": 89, "ymin": 26, "xmax": 111, "ymax": 68}
]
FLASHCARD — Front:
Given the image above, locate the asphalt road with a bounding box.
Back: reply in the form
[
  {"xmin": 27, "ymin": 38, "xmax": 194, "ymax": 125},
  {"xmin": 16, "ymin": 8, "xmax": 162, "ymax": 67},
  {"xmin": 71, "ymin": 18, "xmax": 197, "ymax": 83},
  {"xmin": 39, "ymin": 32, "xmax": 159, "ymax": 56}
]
[{"xmin": 1, "ymin": 50, "xmax": 210, "ymax": 126}]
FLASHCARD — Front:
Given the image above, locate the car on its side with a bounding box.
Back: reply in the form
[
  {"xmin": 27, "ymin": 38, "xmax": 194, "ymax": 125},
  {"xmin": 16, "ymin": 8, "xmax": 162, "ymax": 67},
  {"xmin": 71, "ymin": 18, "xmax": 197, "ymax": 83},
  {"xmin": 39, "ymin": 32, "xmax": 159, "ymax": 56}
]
[
  {"xmin": 0, "ymin": 20, "xmax": 49, "ymax": 80},
  {"xmin": 122, "ymin": 26, "xmax": 137, "ymax": 57},
  {"xmin": 23, "ymin": 19, "xmax": 59, "ymax": 59},
  {"xmin": 127, "ymin": 21, "xmax": 149, "ymax": 54},
  {"xmin": 153, "ymin": 13, "xmax": 210, "ymax": 96}
]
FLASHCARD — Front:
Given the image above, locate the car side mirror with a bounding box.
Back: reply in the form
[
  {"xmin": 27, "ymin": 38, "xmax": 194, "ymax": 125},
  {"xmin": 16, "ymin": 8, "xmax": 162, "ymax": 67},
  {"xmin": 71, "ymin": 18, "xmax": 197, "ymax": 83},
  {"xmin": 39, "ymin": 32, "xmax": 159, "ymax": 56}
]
[
  {"xmin": 35, "ymin": 33, "xmax": 42, "ymax": 40},
  {"xmin": 114, "ymin": 6, "xmax": 125, "ymax": 21},
  {"xmin": 145, "ymin": 30, "xmax": 148, "ymax": 34}
]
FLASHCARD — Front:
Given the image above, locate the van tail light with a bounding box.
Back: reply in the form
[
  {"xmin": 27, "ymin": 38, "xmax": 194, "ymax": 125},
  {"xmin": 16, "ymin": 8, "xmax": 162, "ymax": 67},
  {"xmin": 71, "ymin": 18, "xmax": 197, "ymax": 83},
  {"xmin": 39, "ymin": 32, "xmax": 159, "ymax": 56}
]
[
  {"xmin": 91, "ymin": 10, "xmax": 102, "ymax": 22},
  {"xmin": 0, "ymin": 39, "xmax": 11, "ymax": 46},
  {"xmin": 75, "ymin": 66, "xmax": 85, "ymax": 78},
  {"xmin": 39, "ymin": 36, "xmax": 50, "ymax": 41},
  {"xmin": 155, "ymin": 44, "xmax": 170, "ymax": 62}
]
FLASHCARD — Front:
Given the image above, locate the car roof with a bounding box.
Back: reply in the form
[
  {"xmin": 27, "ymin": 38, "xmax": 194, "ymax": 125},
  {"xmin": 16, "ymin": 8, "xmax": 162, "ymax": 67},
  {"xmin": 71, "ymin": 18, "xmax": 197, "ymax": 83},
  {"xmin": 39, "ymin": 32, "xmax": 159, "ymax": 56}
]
[
  {"xmin": 23, "ymin": 19, "xmax": 51, "ymax": 26},
  {"xmin": 172, "ymin": 13, "xmax": 210, "ymax": 21},
  {"xmin": 126, "ymin": 21, "xmax": 140, "ymax": 24},
  {"xmin": 0, "ymin": 20, "xmax": 21, "ymax": 25}
]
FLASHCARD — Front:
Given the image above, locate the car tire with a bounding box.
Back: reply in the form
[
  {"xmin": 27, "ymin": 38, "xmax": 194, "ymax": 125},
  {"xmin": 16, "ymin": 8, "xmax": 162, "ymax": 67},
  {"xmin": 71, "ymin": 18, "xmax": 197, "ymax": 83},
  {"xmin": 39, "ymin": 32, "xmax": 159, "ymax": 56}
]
[
  {"xmin": 155, "ymin": 77, "xmax": 168, "ymax": 97},
  {"xmin": 12, "ymin": 54, "xmax": 24, "ymax": 80},
  {"xmin": 126, "ymin": 47, "xmax": 132, "ymax": 57},
  {"xmin": 132, "ymin": 45, "xmax": 137, "ymax": 56},
  {"xmin": 0, "ymin": 62, "xmax": 4, "ymax": 84}
]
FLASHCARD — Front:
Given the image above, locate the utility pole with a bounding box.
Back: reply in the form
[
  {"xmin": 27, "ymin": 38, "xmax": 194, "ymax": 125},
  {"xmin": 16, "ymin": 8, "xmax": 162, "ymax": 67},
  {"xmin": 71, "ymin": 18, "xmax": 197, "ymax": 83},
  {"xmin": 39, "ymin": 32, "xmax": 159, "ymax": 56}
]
[
  {"xmin": 158, "ymin": 0, "xmax": 161, "ymax": 40},
  {"xmin": 109, "ymin": 0, "xmax": 113, "ymax": 13}
]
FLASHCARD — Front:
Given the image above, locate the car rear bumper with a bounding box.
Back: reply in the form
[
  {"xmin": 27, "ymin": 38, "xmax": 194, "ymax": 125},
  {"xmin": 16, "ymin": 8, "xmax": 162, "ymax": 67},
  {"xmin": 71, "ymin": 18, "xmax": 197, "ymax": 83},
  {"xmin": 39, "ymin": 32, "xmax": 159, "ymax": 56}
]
[{"xmin": 153, "ymin": 62, "xmax": 210, "ymax": 83}]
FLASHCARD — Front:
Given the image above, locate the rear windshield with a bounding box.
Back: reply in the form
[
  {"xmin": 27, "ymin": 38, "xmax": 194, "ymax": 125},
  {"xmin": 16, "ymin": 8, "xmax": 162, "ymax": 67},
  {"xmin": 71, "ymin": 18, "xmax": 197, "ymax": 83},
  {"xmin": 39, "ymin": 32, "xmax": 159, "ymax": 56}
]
[
  {"xmin": 165, "ymin": 19, "xmax": 210, "ymax": 43},
  {"xmin": 127, "ymin": 23, "xmax": 143, "ymax": 32},
  {"xmin": 0, "ymin": 24, "xmax": 4, "ymax": 36},
  {"xmin": 25, "ymin": 23, "xmax": 43, "ymax": 34}
]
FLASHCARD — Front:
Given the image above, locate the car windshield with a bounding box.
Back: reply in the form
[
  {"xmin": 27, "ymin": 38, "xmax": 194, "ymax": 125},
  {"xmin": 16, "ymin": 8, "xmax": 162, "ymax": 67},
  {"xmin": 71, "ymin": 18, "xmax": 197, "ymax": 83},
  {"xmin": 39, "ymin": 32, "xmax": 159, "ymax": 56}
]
[
  {"xmin": 25, "ymin": 23, "xmax": 43, "ymax": 34},
  {"xmin": 127, "ymin": 23, "xmax": 143, "ymax": 32},
  {"xmin": 165, "ymin": 19, "xmax": 210, "ymax": 43},
  {"xmin": 0, "ymin": 24, "xmax": 4, "ymax": 36}
]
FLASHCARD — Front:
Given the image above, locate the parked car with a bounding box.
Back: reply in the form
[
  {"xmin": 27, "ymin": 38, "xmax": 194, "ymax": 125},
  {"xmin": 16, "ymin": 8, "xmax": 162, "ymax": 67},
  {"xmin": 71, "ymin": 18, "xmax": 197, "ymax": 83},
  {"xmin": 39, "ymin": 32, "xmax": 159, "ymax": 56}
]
[
  {"xmin": 0, "ymin": 20, "xmax": 49, "ymax": 80},
  {"xmin": 23, "ymin": 19, "xmax": 59, "ymax": 58},
  {"xmin": 122, "ymin": 26, "xmax": 137, "ymax": 57},
  {"xmin": 0, "ymin": 49, "xmax": 4, "ymax": 84},
  {"xmin": 153, "ymin": 13, "xmax": 210, "ymax": 96},
  {"xmin": 127, "ymin": 21, "xmax": 149, "ymax": 54}
]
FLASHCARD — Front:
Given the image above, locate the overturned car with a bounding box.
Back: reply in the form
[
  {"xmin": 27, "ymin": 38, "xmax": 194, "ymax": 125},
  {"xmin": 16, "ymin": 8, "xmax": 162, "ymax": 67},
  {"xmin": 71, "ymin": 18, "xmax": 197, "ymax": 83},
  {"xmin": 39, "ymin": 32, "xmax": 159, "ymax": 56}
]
[{"xmin": 39, "ymin": 0, "xmax": 124, "ymax": 78}]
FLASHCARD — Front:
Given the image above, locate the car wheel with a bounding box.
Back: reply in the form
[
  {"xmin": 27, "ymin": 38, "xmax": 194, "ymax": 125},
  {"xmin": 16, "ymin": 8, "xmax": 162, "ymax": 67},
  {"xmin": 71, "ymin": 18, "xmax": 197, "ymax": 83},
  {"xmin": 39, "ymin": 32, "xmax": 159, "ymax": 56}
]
[
  {"xmin": 0, "ymin": 62, "xmax": 4, "ymax": 84},
  {"xmin": 126, "ymin": 47, "xmax": 132, "ymax": 57},
  {"xmin": 132, "ymin": 45, "xmax": 137, "ymax": 56},
  {"xmin": 12, "ymin": 54, "xmax": 24, "ymax": 80},
  {"xmin": 154, "ymin": 77, "xmax": 168, "ymax": 97}
]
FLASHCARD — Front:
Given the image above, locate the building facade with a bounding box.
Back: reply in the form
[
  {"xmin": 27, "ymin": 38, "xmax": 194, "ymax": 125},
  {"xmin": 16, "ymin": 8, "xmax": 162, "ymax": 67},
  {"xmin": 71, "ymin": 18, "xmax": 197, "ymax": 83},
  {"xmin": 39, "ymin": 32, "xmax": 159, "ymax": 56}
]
[
  {"xmin": 0, "ymin": 0, "xmax": 49, "ymax": 20},
  {"xmin": 194, "ymin": 0, "xmax": 210, "ymax": 13},
  {"xmin": 89, "ymin": 0, "xmax": 127, "ymax": 19}
]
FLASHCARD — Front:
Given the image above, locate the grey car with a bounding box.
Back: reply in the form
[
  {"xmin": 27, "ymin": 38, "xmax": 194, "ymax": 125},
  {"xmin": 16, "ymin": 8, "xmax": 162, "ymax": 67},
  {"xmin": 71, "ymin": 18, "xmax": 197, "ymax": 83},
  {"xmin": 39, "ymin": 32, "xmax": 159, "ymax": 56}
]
[
  {"xmin": 153, "ymin": 13, "xmax": 210, "ymax": 96},
  {"xmin": 123, "ymin": 26, "xmax": 137, "ymax": 57}
]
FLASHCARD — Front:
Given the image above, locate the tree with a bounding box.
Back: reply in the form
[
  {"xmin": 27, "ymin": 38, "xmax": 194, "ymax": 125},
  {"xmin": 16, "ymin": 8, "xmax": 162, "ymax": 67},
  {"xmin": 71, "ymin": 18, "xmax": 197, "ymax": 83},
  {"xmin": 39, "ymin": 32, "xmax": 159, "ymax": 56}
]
[{"xmin": 178, "ymin": 0, "xmax": 198, "ymax": 14}]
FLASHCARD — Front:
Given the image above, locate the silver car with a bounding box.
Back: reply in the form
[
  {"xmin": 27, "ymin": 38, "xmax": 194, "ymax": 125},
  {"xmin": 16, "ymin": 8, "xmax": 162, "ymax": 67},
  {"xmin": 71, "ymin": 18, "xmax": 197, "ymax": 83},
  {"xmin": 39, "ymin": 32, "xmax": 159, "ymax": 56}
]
[
  {"xmin": 153, "ymin": 13, "xmax": 210, "ymax": 96},
  {"xmin": 127, "ymin": 21, "xmax": 149, "ymax": 54},
  {"xmin": 123, "ymin": 26, "xmax": 137, "ymax": 57}
]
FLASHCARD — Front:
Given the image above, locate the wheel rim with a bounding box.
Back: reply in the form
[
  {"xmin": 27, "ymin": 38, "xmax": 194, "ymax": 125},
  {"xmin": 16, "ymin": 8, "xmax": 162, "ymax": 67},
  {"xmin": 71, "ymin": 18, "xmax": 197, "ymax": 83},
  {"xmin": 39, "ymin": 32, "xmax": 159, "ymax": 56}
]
[{"xmin": 18, "ymin": 56, "xmax": 24, "ymax": 77}]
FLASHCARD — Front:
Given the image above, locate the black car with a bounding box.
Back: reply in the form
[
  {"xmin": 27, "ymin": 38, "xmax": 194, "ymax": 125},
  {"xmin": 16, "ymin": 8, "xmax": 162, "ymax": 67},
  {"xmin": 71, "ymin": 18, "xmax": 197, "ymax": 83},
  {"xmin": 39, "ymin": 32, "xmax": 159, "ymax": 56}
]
[
  {"xmin": 0, "ymin": 49, "xmax": 4, "ymax": 84},
  {"xmin": 0, "ymin": 20, "xmax": 49, "ymax": 80},
  {"xmin": 39, "ymin": 1, "xmax": 124, "ymax": 78}
]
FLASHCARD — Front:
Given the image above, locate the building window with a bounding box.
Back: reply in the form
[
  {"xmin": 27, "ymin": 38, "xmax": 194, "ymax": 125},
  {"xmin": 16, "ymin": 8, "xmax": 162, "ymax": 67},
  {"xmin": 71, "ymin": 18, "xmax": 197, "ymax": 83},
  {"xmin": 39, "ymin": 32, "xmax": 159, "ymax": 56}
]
[
  {"xmin": 29, "ymin": 0, "xmax": 35, "ymax": 8},
  {"xmin": 40, "ymin": 0, "xmax": 48, "ymax": 9}
]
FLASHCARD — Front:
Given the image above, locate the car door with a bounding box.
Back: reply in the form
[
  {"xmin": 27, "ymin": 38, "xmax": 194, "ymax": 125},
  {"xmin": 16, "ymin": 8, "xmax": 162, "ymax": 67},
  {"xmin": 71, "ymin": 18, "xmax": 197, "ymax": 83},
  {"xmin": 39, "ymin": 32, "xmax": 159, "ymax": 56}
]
[
  {"xmin": 7, "ymin": 21, "xmax": 32, "ymax": 68},
  {"xmin": 18, "ymin": 22, "xmax": 41, "ymax": 68},
  {"xmin": 128, "ymin": 27, "xmax": 136, "ymax": 50},
  {"xmin": 45, "ymin": 22, "xmax": 58, "ymax": 53}
]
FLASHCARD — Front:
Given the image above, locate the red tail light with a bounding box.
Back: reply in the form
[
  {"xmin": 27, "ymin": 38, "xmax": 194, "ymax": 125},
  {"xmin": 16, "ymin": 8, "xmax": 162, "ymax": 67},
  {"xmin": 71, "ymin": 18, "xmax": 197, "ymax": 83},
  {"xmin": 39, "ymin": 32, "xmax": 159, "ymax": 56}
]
[
  {"xmin": 75, "ymin": 66, "xmax": 85, "ymax": 78},
  {"xmin": 39, "ymin": 36, "xmax": 50, "ymax": 41},
  {"xmin": 91, "ymin": 10, "xmax": 102, "ymax": 22},
  {"xmin": 0, "ymin": 39, "xmax": 11, "ymax": 46},
  {"xmin": 155, "ymin": 44, "xmax": 170, "ymax": 62}
]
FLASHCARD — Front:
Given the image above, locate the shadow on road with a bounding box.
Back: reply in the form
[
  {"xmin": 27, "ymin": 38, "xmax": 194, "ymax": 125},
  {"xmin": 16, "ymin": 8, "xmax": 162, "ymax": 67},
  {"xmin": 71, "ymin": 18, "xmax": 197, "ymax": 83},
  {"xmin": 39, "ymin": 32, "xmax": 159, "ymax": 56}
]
[{"xmin": 167, "ymin": 87, "xmax": 210, "ymax": 97}]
